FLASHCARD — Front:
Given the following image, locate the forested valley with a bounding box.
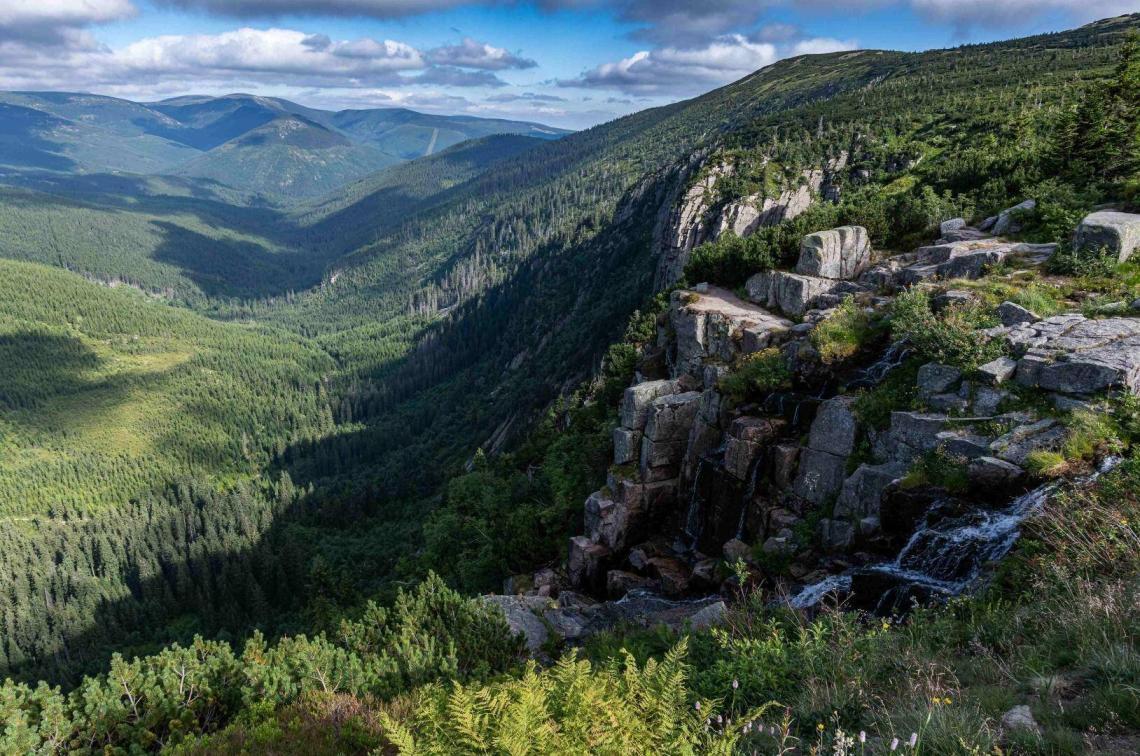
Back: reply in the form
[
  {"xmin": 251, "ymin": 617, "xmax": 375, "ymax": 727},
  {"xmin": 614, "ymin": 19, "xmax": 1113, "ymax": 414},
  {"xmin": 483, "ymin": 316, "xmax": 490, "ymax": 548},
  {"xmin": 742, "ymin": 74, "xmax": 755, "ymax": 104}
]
[{"xmin": 1, "ymin": 13, "xmax": 1139, "ymax": 754}]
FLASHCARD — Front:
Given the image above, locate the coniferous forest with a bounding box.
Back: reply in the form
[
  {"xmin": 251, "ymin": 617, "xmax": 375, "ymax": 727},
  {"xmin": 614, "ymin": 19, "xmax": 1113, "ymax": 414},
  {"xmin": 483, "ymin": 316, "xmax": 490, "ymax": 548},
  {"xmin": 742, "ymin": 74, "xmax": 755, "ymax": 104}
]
[{"xmin": 1, "ymin": 12, "xmax": 1140, "ymax": 754}]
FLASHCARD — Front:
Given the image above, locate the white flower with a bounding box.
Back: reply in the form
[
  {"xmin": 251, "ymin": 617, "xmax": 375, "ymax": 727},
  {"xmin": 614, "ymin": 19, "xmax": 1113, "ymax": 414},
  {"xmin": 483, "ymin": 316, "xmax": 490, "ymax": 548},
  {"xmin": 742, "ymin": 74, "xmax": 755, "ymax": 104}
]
[
  {"xmin": 859, "ymin": 731, "xmax": 866, "ymax": 743},
  {"xmin": 909, "ymin": 732, "xmax": 918, "ymax": 748},
  {"xmin": 891, "ymin": 737, "xmax": 900, "ymax": 751}
]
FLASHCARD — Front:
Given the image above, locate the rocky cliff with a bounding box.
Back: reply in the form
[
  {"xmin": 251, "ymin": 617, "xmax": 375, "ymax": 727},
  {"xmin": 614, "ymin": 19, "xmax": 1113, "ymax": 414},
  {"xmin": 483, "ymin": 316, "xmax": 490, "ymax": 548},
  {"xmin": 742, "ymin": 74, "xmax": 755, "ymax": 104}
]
[{"xmin": 487, "ymin": 204, "xmax": 1140, "ymax": 651}]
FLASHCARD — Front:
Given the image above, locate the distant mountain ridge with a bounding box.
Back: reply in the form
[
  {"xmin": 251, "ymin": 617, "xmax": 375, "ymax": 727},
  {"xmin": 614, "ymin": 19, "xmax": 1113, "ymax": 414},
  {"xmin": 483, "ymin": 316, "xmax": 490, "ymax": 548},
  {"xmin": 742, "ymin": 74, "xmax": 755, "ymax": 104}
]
[{"xmin": 0, "ymin": 91, "xmax": 570, "ymax": 200}]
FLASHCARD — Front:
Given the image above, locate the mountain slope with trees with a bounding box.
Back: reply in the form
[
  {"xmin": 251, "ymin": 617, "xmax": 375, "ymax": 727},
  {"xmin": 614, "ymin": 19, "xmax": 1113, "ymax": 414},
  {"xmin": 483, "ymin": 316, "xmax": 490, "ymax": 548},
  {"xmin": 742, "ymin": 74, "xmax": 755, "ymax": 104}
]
[{"xmin": 0, "ymin": 15, "xmax": 1138, "ymax": 754}]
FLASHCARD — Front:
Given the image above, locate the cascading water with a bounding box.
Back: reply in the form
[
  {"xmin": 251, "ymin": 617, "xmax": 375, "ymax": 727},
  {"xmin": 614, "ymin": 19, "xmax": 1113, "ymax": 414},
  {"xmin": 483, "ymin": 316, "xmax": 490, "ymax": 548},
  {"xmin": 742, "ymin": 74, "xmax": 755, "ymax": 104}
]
[
  {"xmin": 683, "ymin": 456, "xmax": 712, "ymax": 546},
  {"xmin": 847, "ymin": 340, "xmax": 911, "ymax": 390},
  {"xmin": 736, "ymin": 459, "xmax": 763, "ymax": 540},
  {"xmin": 788, "ymin": 457, "xmax": 1121, "ymax": 612}
]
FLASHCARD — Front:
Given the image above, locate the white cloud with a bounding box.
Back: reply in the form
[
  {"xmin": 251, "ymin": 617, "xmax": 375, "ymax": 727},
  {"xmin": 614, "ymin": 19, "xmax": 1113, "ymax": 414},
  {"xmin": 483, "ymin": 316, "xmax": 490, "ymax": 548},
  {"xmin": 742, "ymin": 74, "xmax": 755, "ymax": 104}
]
[
  {"xmin": 426, "ymin": 37, "xmax": 536, "ymax": 69},
  {"xmin": 0, "ymin": 0, "xmax": 136, "ymax": 27},
  {"xmin": 559, "ymin": 31, "xmax": 866, "ymax": 95},
  {"xmin": 791, "ymin": 37, "xmax": 858, "ymax": 56}
]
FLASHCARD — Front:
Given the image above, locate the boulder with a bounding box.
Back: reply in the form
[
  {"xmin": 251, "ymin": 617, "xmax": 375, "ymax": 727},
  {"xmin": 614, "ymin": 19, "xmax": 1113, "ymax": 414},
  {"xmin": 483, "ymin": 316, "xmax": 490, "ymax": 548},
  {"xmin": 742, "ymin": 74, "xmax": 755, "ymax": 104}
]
[
  {"xmin": 819, "ymin": 518, "xmax": 855, "ymax": 551},
  {"xmin": 620, "ymin": 380, "xmax": 679, "ymax": 430},
  {"xmin": 917, "ymin": 363, "xmax": 962, "ymax": 397},
  {"xmin": 1011, "ymin": 316, "xmax": 1140, "ymax": 394},
  {"xmin": 997, "ymin": 301, "xmax": 1039, "ymax": 327},
  {"xmin": 568, "ymin": 536, "xmax": 611, "ymax": 592},
  {"xmin": 1074, "ymin": 210, "xmax": 1140, "ymax": 263},
  {"xmin": 972, "ymin": 386, "xmax": 1008, "ymax": 416},
  {"xmin": 968, "ymin": 456, "xmax": 1025, "ymax": 491},
  {"xmin": 833, "ymin": 462, "xmax": 906, "ymax": 520},
  {"xmin": 647, "ymin": 556, "xmax": 691, "ymax": 596},
  {"xmin": 723, "ymin": 417, "xmax": 781, "ymax": 480},
  {"xmin": 899, "ymin": 238, "xmax": 1055, "ymax": 284},
  {"xmin": 796, "ymin": 226, "xmax": 872, "ymax": 280},
  {"xmin": 940, "ymin": 218, "xmax": 967, "ymax": 235},
  {"xmin": 1001, "ymin": 705, "xmax": 1041, "ymax": 736},
  {"xmin": 722, "ymin": 538, "xmax": 752, "ymax": 564},
  {"xmin": 689, "ymin": 601, "xmax": 727, "ymax": 630},
  {"xmin": 990, "ymin": 420, "xmax": 1067, "ymax": 466},
  {"xmin": 644, "ymin": 392, "xmax": 702, "ymax": 442},
  {"xmin": 935, "ymin": 431, "xmax": 991, "ymax": 460},
  {"xmin": 888, "ymin": 412, "xmax": 950, "ymax": 458},
  {"xmin": 991, "ymin": 199, "xmax": 1035, "ymax": 236},
  {"xmin": 928, "ymin": 393, "xmax": 970, "ymax": 413},
  {"xmin": 977, "ymin": 356, "xmax": 1018, "ymax": 386},
  {"xmin": 807, "ymin": 396, "xmax": 859, "ymax": 457},
  {"xmin": 745, "ymin": 269, "xmax": 837, "ymax": 318},
  {"xmin": 792, "ymin": 448, "xmax": 848, "ymax": 505},
  {"xmin": 771, "ymin": 444, "xmax": 800, "ymax": 489},
  {"xmin": 482, "ymin": 595, "xmax": 550, "ymax": 654},
  {"xmin": 932, "ymin": 289, "xmax": 975, "ymax": 312},
  {"xmin": 671, "ymin": 287, "xmax": 793, "ymax": 374}
]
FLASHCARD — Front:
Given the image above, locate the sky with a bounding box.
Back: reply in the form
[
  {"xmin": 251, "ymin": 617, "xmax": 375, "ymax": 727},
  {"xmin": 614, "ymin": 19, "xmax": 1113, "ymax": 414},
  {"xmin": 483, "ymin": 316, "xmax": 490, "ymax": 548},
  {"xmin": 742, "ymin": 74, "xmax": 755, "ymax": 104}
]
[{"xmin": 1, "ymin": 1, "xmax": 1138, "ymax": 129}]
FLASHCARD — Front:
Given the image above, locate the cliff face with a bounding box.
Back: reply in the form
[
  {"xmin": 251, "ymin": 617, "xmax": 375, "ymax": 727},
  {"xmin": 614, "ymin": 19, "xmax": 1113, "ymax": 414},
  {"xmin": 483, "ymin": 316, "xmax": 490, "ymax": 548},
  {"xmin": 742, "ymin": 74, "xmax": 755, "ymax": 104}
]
[
  {"xmin": 486, "ymin": 204, "xmax": 1140, "ymax": 649},
  {"xmin": 652, "ymin": 152, "xmax": 850, "ymax": 288}
]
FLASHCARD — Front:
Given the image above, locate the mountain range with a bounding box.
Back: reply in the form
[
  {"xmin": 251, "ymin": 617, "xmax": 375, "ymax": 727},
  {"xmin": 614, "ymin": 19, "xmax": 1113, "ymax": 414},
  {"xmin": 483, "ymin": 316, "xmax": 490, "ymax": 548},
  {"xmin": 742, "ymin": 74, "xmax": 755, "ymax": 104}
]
[
  {"xmin": 0, "ymin": 91, "xmax": 569, "ymax": 199},
  {"xmin": 0, "ymin": 13, "xmax": 1138, "ymax": 753}
]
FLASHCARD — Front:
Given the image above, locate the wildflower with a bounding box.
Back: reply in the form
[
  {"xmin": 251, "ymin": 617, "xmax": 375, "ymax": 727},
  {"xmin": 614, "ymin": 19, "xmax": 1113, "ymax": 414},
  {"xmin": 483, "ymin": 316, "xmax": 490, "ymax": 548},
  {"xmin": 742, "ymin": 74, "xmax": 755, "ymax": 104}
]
[
  {"xmin": 890, "ymin": 738, "xmax": 899, "ymax": 751},
  {"xmin": 944, "ymin": 697, "xmax": 953, "ymax": 705},
  {"xmin": 881, "ymin": 619, "xmax": 891, "ymax": 631},
  {"xmin": 817, "ymin": 723, "xmax": 826, "ymax": 732},
  {"xmin": 860, "ymin": 731, "xmax": 867, "ymax": 743},
  {"xmin": 694, "ymin": 701, "xmax": 701, "ymax": 711},
  {"xmin": 909, "ymin": 732, "xmax": 918, "ymax": 748},
  {"xmin": 717, "ymin": 715, "xmax": 723, "ymax": 725},
  {"xmin": 732, "ymin": 678, "xmax": 739, "ymax": 690}
]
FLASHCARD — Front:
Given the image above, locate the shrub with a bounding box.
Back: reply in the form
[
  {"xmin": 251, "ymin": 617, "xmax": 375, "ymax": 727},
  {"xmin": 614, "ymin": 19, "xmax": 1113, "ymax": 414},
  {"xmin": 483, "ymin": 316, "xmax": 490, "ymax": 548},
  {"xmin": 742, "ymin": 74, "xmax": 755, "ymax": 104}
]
[
  {"xmin": 1046, "ymin": 243, "xmax": 1118, "ymax": 277},
  {"xmin": 890, "ymin": 288, "xmax": 1002, "ymax": 370},
  {"xmin": 378, "ymin": 640, "xmax": 776, "ymax": 754},
  {"xmin": 718, "ymin": 348, "xmax": 791, "ymax": 404},
  {"xmin": 811, "ymin": 296, "xmax": 877, "ymax": 364}
]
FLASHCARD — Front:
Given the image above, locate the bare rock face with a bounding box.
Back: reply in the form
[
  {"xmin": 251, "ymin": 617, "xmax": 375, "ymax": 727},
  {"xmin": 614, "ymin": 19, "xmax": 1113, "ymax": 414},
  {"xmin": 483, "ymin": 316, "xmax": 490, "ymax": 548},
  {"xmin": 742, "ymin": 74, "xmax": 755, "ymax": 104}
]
[
  {"xmin": 619, "ymin": 379, "xmax": 681, "ymax": 431},
  {"xmin": 670, "ymin": 286, "xmax": 792, "ymax": 374},
  {"xmin": 796, "ymin": 226, "xmax": 872, "ymax": 280},
  {"xmin": 745, "ymin": 270, "xmax": 838, "ymax": 318},
  {"xmin": 898, "ymin": 238, "xmax": 1056, "ymax": 283},
  {"xmin": 1074, "ymin": 210, "xmax": 1140, "ymax": 263},
  {"xmin": 1008, "ymin": 315, "xmax": 1140, "ymax": 395},
  {"xmin": 990, "ymin": 199, "xmax": 1036, "ymax": 235}
]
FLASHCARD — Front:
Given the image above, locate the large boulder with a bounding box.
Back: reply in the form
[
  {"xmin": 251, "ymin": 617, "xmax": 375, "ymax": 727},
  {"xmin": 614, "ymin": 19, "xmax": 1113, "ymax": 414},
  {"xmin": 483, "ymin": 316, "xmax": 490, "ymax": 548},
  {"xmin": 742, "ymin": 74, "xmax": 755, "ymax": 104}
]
[
  {"xmin": 833, "ymin": 462, "xmax": 906, "ymax": 520},
  {"xmin": 1009, "ymin": 316, "xmax": 1140, "ymax": 395},
  {"xmin": 796, "ymin": 226, "xmax": 872, "ymax": 280},
  {"xmin": 482, "ymin": 595, "xmax": 550, "ymax": 654},
  {"xmin": 745, "ymin": 270, "xmax": 837, "ymax": 318},
  {"xmin": 1074, "ymin": 210, "xmax": 1140, "ymax": 263},
  {"xmin": 670, "ymin": 287, "xmax": 792, "ymax": 374},
  {"xmin": 568, "ymin": 536, "xmax": 611, "ymax": 592},
  {"xmin": 991, "ymin": 199, "xmax": 1035, "ymax": 236}
]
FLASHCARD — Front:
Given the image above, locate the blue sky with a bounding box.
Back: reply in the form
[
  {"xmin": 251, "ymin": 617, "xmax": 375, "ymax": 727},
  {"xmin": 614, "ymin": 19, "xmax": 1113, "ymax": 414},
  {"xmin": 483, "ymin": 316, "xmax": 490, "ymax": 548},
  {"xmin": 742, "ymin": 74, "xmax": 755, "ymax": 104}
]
[{"xmin": 1, "ymin": 1, "xmax": 1137, "ymax": 128}]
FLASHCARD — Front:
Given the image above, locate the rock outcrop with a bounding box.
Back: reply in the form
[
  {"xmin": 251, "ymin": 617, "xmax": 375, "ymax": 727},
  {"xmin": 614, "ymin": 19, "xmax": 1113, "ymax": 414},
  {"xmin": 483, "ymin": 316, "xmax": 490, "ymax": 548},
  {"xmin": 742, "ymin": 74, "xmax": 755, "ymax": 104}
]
[
  {"xmin": 1074, "ymin": 210, "xmax": 1140, "ymax": 263},
  {"xmin": 745, "ymin": 225, "xmax": 873, "ymax": 317}
]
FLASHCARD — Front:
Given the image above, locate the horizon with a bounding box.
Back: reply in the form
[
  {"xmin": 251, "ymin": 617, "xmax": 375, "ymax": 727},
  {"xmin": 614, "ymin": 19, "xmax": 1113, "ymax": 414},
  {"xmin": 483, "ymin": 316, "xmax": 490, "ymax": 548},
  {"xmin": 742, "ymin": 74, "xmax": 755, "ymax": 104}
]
[{"xmin": 1, "ymin": 2, "xmax": 1138, "ymax": 130}]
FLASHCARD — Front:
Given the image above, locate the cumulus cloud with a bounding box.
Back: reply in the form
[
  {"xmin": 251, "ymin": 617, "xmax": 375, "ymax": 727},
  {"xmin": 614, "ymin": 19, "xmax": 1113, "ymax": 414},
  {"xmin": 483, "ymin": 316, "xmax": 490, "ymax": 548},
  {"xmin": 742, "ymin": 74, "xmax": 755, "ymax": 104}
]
[
  {"xmin": 0, "ymin": 0, "xmax": 137, "ymax": 44},
  {"xmin": 557, "ymin": 30, "xmax": 861, "ymax": 95},
  {"xmin": 426, "ymin": 37, "xmax": 536, "ymax": 69}
]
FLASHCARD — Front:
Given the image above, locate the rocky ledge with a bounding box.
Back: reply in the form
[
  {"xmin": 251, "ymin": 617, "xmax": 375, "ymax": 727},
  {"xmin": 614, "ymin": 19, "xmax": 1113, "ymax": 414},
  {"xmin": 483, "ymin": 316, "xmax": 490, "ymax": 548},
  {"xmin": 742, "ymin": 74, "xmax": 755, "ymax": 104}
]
[{"xmin": 484, "ymin": 204, "xmax": 1140, "ymax": 653}]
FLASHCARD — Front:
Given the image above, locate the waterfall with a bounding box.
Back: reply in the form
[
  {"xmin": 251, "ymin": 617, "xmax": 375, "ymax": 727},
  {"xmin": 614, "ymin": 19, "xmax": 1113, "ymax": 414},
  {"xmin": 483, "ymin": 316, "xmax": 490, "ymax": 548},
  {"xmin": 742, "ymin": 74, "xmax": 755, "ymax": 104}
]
[
  {"xmin": 847, "ymin": 339, "xmax": 911, "ymax": 390},
  {"xmin": 787, "ymin": 457, "xmax": 1121, "ymax": 611},
  {"xmin": 683, "ymin": 457, "xmax": 710, "ymax": 545},
  {"xmin": 736, "ymin": 458, "xmax": 762, "ymax": 540}
]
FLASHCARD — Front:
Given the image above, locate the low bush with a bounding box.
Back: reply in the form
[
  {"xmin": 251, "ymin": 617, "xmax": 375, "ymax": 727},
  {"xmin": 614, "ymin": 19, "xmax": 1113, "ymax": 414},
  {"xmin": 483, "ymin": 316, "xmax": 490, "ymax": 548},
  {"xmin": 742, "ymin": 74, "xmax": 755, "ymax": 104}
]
[
  {"xmin": 811, "ymin": 296, "xmax": 879, "ymax": 365},
  {"xmin": 718, "ymin": 348, "xmax": 791, "ymax": 404},
  {"xmin": 890, "ymin": 288, "xmax": 1003, "ymax": 370}
]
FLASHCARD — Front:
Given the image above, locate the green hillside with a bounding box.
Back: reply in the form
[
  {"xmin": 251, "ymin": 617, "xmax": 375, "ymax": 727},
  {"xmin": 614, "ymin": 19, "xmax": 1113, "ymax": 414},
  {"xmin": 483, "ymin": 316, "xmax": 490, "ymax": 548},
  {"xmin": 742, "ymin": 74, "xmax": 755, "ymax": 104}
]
[
  {"xmin": 0, "ymin": 91, "xmax": 568, "ymax": 200},
  {"xmin": 0, "ymin": 15, "xmax": 1137, "ymax": 754}
]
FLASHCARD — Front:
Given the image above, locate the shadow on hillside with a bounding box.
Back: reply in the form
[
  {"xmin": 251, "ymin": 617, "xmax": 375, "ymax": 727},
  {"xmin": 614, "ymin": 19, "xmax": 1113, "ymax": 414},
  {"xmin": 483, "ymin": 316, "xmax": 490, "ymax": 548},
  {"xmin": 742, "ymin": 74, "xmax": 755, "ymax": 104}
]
[
  {"xmin": 0, "ymin": 331, "xmax": 103, "ymax": 410},
  {"xmin": 149, "ymin": 221, "xmax": 327, "ymax": 299}
]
